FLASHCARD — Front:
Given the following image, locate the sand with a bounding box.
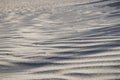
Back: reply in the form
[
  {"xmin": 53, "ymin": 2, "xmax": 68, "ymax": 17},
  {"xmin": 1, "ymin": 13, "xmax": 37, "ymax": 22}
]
[{"xmin": 0, "ymin": 0, "xmax": 120, "ymax": 80}]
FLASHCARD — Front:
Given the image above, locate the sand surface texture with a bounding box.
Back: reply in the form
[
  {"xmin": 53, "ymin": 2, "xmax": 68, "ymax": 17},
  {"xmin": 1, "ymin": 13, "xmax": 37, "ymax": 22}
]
[{"xmin": 0, "ymin": 0, "xmax": 120, "ymax": 80}]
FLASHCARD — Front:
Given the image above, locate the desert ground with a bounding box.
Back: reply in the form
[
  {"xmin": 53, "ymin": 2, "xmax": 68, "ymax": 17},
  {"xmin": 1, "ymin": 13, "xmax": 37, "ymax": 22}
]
[{"xmin": 0, "ymin": 0, "xmax": 120, "ymax": 80}]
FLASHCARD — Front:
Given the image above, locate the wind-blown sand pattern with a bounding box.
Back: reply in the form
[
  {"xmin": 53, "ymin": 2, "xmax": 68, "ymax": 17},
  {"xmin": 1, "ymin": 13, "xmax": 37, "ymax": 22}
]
[{"xmin": 0, "ymin": 0, "xmax": 120, "ymax": 80}]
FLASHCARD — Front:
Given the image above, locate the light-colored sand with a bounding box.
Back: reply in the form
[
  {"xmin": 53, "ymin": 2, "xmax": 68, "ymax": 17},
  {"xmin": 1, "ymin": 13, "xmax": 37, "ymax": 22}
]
[
  {"xmin": 0, "ymin": 0, "xmax": 99, "ymax": 12},
  {"xmin": 0, "ymin": 0, "xmax": 120, "ymax": 80}
]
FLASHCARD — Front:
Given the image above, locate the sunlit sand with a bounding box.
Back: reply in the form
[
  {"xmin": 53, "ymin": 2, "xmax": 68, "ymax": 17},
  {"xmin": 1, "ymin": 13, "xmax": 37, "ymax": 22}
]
[{"xmin": 0, "ymin": 0, "xmax": 120, "ymax": 80}]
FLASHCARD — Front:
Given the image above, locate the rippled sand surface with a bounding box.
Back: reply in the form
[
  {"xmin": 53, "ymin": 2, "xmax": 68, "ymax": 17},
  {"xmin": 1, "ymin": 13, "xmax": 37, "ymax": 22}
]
[{"xmin": 0, "ymin": 0, "xmax": 120, "ymax": 80}]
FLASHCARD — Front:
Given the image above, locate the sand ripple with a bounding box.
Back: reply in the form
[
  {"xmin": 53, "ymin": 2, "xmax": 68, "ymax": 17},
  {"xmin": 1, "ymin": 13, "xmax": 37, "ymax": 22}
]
[{"xmin": 0, "ymin": 0, "xmax": 120, "ymax": 80}]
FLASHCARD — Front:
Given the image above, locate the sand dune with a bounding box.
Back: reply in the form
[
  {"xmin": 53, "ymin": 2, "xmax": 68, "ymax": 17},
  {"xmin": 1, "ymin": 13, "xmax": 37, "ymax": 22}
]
[{"xmin": 0, "ymin": 0, "xmax": 120, "ymax": 80}]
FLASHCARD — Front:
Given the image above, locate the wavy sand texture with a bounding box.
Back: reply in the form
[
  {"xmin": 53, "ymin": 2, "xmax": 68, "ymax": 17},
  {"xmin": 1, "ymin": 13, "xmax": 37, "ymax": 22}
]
[{"xmin": 0, "ymin": 0, "xmax": 120, "ymax": 80}]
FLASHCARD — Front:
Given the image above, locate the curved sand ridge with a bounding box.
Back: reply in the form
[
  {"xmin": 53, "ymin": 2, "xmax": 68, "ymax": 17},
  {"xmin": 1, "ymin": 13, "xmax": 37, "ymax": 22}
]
[{"xmin": 0, "ymin": 0, "xmax": 120, "ymax": 80}]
